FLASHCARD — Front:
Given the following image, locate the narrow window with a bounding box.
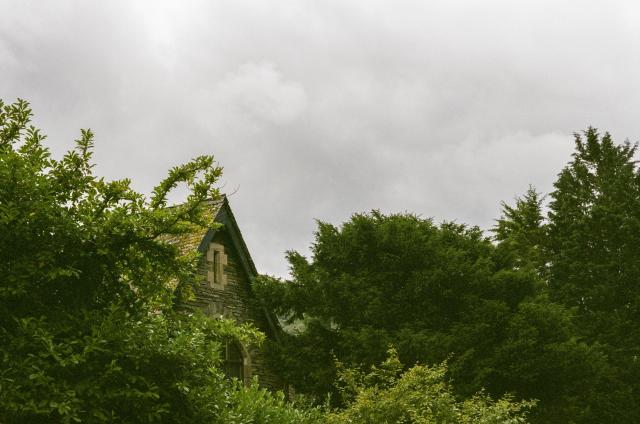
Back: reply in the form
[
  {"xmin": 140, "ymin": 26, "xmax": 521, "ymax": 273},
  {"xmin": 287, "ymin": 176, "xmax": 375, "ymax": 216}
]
[
  {"xmin": 207, "ymin": 254, "xmax": 215, "ymax": 285},
  {"xmin": 213, "ymin": 250, "xmax": 220, "ymax": 284},
  {"xmin": 206, "ymin": 243, "xmax": 227, "ymax": 288}
]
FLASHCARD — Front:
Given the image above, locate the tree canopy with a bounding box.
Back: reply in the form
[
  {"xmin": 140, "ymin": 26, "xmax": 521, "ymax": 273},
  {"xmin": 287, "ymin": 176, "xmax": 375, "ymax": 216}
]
[
  {"xmin": 3, "ymin": 98, "xmax": 636, "ymax": 423},
  {"xmin": 255, "ymin": 129, "xmax": 640, "ymax": 423},
  {"xmin": 0, "ymin": 98, "xmax": 321, "ymax": 423},
  {"xmin": 326, "ymin": 348, "xmax": 534, "ymax": 424}
]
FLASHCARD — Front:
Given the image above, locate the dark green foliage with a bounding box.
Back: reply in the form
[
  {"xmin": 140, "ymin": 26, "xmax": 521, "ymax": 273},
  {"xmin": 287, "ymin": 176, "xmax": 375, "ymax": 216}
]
[
  {"xmin": 257, "ymin": 129, "xmax": 640, "ymax": 422},
  {"xmin": 0, "ymin": 309, "xmax": 255, "ymax": 423},
  {"xmin": 256, "ymin": 209, "xmax": 616, "ymax": 422},
  {"xmin": 258, "ymin": 213, "xmax": 495, "ymax": 332},
  {"xmin": 0, "ymin": 99, "xmax": 320, "ymax": 423},
  {"xmin": 548, "ymin": 128, "xmax": 640, "ymax": 323},
  {"xmin": 5, "ymin": 98, "xmax": 638, "ymax": 422},
  {"xmin": 546, "ymin": 128, "xmax": 640, "ymax": 420},
  {"xmin": 493, "ymin": 186, "xmax": 546, "ymax": 273}
]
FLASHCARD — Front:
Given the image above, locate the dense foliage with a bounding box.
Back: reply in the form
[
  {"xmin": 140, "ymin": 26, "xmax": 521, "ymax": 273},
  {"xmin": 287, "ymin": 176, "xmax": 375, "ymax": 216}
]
[
  {"xmin": 546, "ymin": 129, "xmax": 640, "ymax": 420},
  {"xmin": 326, "ymin": 348, "xmax": 534, "ymax": 424},
  {"xmin": 256, "ymin": 129, "xmax": 640, "ymax": 422},
  {"xmin": 3, "ymin": 98, "xmax": 636, "ymax": 423},
  {"xmin": 0, "ymin": 99, "xmax": 320, "ymax": 423}
]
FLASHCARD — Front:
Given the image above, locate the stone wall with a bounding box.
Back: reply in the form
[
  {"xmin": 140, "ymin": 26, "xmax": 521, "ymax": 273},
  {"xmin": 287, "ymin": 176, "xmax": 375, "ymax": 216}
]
[{"xmin": 183, "ymin": 230, "xmax": 284, "ymax": 391}]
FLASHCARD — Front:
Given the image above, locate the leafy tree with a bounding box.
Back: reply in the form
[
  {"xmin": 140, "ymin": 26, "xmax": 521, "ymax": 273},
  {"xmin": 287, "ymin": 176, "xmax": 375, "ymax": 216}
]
[
  {"xmin": 0, "ymin": 99, "xmax": 320, "ymax": 423},
  {"xmin": 326, "ymin": 348, "xmax": 534, "ymax": 424},
  {"xmin": 256, "ymin": 210, "xmax": 614, "ymax": 423},
  {"xmin": 218, "ymin": 380, "xmax": 324, "ymax": 424},
  {"xmin": 255, "ymin": 212, "xmax": 497, "ymax": 396}
]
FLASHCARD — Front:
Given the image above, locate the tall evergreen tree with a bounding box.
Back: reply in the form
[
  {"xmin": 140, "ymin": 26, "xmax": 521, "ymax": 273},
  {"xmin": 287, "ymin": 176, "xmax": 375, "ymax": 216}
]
[
  {"xmin": 493, "ymin": 186, "xmax": 547, "ymax": 274},
  {"xmin": 546, "ymin": 128, "xmax": 640, "ymax": 421},
  {"xmin": 548, "ymin": 128, "xmax": 640, "ymax": 341}
]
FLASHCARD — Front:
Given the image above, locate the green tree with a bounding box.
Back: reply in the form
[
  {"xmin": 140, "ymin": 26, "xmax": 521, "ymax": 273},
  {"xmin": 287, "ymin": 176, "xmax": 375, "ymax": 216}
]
[
  {"xmin": 255, "ymin": 212, "xmax": 497, "ymax": 396},
  {"xmin": 493, "ymin": 186, "xmax": 546, "ymax": 273},
  {"xmin": 326, "ymin": 348, "xmax": 534, "ymax": 424},
  {"xmin": 548, "ymin": 128, "xmax": 640, "ymax": 330},
  {"xmin": 256, "ymin": 210, "xmax": 614, "ymax": 423},
  {"xmin": 546, "ymin": 128, "xmax": 640, "ymax": 421},
  {"xmin": 0, "ymin": 99, "xmax": 321, "ymax": 424}
]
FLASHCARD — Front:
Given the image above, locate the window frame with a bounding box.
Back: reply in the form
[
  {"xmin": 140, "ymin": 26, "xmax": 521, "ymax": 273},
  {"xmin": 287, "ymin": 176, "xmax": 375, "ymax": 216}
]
[{"xmin": 206, "ymin": 242, "xmax": 228, "ymax": 288}]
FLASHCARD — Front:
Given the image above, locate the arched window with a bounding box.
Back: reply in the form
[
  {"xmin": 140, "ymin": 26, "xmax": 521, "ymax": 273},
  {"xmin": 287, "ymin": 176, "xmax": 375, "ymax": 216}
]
[{"xmin": 223, "ymin": 342, "xmax": 245, "ymax": 382}]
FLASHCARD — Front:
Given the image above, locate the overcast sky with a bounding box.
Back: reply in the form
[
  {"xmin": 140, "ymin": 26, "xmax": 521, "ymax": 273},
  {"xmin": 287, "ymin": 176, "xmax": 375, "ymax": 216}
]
[{"xmin": 2, "ymin": 1, "xmax": 639, "ymax": 277}]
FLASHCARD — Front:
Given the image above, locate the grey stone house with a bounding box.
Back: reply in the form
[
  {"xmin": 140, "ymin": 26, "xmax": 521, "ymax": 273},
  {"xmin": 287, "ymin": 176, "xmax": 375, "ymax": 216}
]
[{"xmin": 166, "ymin": 196, "xmax": 283, "ymax": 390}]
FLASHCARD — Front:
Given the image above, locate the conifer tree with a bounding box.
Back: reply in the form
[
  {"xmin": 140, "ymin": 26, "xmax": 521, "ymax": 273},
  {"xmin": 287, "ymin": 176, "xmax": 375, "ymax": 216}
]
[
  {"xmin": 493, "ymin": 186, "xmax": 547, "ymax": 274},
  {"xmin": 546, "ymin": 128, "xmax": 640, "ymax": 421},
  {"xmin": 548, "ymin": 128, "xmax": 640, "ymax": 342}
]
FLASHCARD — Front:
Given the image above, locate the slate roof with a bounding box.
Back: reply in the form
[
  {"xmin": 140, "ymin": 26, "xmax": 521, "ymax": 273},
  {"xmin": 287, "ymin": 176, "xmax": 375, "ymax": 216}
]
[
  {"xmin": 161, "ymin": 195, "xmax": 258, "ymax": 279},
  {"xmin": 159, "ymin": 198, "xmax": 224, "ymax": 257}
]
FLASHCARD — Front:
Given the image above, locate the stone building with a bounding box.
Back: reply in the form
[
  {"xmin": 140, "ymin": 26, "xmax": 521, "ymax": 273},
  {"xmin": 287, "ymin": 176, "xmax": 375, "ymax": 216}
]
[{"xmin": 167, "ymin": 196, "xmax": 283, "ymax": 390}]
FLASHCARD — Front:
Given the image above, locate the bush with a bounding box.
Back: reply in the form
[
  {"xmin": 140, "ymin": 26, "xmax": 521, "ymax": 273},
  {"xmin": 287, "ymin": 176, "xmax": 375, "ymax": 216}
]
[{"xmin": 326, "ymin": 348, "xmax": 534, "ymax": 424}]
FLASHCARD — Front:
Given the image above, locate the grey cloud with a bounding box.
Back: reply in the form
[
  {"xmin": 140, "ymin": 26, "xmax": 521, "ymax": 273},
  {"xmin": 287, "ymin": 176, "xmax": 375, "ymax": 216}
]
[
  {"xmin": 1, "ymin": 0, "xmax": 639, "ymax": 277},
  {"xmin": 212, "ymin": 62, "xmax": 307, "ymax": 125}
]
